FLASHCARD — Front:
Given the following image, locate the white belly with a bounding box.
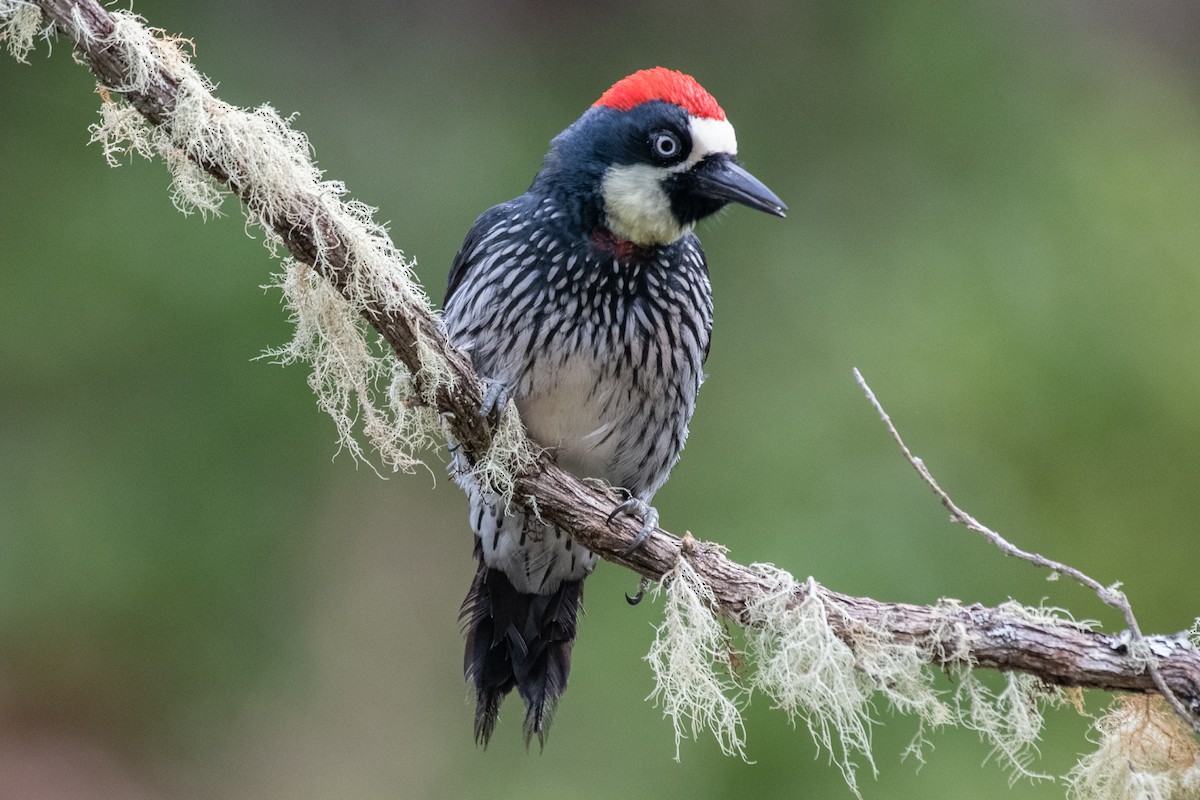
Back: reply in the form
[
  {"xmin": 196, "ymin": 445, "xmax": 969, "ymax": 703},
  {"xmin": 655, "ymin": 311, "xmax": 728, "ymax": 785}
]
[{"xmin": 517, "ymin": 355, "xmax": 623, "ymax": 481}]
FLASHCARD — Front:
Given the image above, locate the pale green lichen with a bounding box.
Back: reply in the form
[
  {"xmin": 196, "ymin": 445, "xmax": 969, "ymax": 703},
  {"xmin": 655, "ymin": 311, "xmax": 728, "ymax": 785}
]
[
  {"xmin": 996, "ymin": 598, "xmax": 1100, "ymax": 632},
  {"xmin": 744, "ymin": 567, "xmax": 961, "ymax": 794},
  {"xmin": 264, "ymin": 262, "xmax": 437, "ymax": 475},
  {"xmin": 1066, "ymin": 697, "xmax": 1200, "ymax": 800},
  {"xmin": 469, "ymin": 400, "xmax": 538, "ymax": 509},
  {"xmin": 88, "ymin": 100, "xmax": 156, "ymax": 166},
  {"xmin": 73, "ymin": 10, "xmax": 525, "ymax": 486},
  {"xmin": 100, "ymin": 10, "xmax": 164, "ymax": 93},
  {"xmin": 0, "ymin": 0, "xmax": 46, "ymax": 63},
  {"xmin": 162, "ymin": 141, "xmax": 227, "ymax": 218},
  {"xmin": 944, "ymin": 601, "xmax": 1073, "ymax": 783},
  {"xmin": 744, "ymin": 568, "xmax": 881, "ymax": 793},
  {"xmin": 651, "ymin": 562, "xmax": 1086, "ymax": 796},
  {"xmin": 645, "ymin": 555, "xmax": 748, "ymax": 761},
  {"xmin": 955, "ymin": 670, "xmax": 1058, "ymax": 784},
  {"xmin": 854, "ymin": 604, "xmax": 958, "ymax": 769}
]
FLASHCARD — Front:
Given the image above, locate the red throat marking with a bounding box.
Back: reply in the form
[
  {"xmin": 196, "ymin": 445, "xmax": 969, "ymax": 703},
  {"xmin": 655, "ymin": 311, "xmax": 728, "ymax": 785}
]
[
  {"xmin": 592, "ymin": 67, "xmax": 726, "ymax": 121},
  {"xmin": 591, "ymin": 228, "xmax": 642, "ymax": 261}
]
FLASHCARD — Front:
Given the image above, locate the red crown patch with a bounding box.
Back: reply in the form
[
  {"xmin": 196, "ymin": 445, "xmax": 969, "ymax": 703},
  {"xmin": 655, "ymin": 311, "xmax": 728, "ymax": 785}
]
[{"xmin": 593, "ymin": 67, "xmax": 726, "ymax": 121}]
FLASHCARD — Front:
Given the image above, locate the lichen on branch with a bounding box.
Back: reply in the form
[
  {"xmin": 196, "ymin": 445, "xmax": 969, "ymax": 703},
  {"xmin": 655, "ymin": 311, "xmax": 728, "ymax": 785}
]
[{"xmin": 52, "ymin": 0, "xmax": 535, "ymax": 491}]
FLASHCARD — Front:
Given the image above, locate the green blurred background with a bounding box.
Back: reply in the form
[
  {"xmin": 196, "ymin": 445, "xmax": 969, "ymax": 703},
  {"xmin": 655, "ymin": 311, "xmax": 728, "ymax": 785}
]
[{"xmin": 2, "ymin": 1, "xmax": 1199, "ymax": 797}]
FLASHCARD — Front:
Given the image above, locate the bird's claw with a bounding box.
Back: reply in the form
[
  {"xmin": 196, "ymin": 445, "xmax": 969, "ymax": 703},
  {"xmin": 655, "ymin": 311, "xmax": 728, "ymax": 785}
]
[
  {"xmin": 480, "ymin": 381, "xmax": 511, "ymax": 426},
  {"xmin": 606, "ymin": 497, "xmax": 659, "ymax": 556},
  {"xmin": 625, "ymin": 577, "xmax": 651, "ymax": 606}
]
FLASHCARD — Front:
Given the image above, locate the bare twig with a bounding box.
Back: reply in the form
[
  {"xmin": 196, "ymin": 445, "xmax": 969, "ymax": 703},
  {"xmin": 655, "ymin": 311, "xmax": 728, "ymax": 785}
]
[
  {"xmin": 853, "ymin": 367, "xmax": 1200, "ymax": 733},
  {"xmin": 10, "ymin": 0, "xmax": 1200, "ymax": 738}
]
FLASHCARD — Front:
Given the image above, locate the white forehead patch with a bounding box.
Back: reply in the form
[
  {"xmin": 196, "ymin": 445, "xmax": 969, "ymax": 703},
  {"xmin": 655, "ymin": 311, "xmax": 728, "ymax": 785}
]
[{"xmin": 686, "ymin": 116, "xmax": 738, "ymax": 164}]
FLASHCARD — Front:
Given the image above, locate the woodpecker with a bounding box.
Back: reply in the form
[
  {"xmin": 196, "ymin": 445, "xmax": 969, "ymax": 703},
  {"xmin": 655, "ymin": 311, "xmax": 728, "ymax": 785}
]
[{"xmin": 444, "ymin": 67, "xmax": 785, "ymax": 747}]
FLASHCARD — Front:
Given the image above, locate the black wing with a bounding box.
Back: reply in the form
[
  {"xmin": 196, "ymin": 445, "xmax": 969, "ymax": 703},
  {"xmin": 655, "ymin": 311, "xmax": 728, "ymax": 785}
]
[{"xmin": 445, "ymin": 202, "xmax": 518, "ymax": 306}]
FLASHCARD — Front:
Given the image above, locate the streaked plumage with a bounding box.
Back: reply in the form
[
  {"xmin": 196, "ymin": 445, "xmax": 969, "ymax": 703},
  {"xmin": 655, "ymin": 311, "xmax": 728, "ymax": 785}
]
[{"xmin": 444, "ymin": 67, "xmax": 785, "ymax": 746}]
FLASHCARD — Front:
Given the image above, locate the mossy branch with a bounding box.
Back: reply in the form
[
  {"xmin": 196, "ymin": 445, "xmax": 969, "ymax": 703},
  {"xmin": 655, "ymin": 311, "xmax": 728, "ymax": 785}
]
[{"xmin": 7, "ymin": 0, "xmax": 1200, "ymax": 793}]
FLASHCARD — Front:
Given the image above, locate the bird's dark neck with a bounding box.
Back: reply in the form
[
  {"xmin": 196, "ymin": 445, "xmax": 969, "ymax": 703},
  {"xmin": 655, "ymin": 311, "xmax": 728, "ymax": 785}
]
[{"xmin": 529, "ymin": 170, "xmax": 604, "ymax": 234}]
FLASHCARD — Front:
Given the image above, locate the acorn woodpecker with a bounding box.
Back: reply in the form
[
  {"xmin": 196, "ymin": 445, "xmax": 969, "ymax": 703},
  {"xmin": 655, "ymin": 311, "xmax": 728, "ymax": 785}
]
[{"xmin": 444, "ymin": 67, "xmax": 785, "ymax": 746}]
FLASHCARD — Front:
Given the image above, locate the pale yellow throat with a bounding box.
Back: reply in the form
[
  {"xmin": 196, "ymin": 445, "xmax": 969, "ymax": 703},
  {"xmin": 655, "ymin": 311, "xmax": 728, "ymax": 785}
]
[
  {"xmin": 600, "ymin": 115, "xmax": 739, "ymax": 247},
  {"xmin": 601, "ymin": 163, "xmax": 692, "ymax": 247}
]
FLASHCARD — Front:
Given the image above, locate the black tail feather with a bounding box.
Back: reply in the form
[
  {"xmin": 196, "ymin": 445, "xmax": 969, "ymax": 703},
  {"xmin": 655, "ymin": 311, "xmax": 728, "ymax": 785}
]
[
  {"xmin": 461, "ymin": 565, "xmax": 515, "ymax": 747},
  {"xmin": 460, "ymin": 561, "xmax": 583, "ymax": 747}
]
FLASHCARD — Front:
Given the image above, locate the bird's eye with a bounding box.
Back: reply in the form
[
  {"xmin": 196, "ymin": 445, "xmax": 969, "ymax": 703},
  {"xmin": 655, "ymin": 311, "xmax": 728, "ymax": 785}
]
[{"xmin": 651, "ymin": 131, "xmax": 683, "ymax": 162}]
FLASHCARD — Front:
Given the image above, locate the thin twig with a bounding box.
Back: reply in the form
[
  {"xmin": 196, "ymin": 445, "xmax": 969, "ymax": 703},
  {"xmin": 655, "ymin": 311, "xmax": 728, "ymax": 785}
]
[{"xmin": 853, "ymin": 367, "xmax": 1200, "ymax": 733}]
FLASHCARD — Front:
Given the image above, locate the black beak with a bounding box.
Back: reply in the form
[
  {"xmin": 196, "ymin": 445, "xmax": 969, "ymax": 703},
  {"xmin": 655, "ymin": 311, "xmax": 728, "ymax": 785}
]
[{"xmin": 691, "ymin": 155, "xmax": 787, "ymax": 218}]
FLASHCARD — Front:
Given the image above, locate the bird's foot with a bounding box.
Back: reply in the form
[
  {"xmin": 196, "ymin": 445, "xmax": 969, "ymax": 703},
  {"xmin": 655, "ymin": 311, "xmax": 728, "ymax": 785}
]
[
  {"xmin": 480, "ymin": 381, "xmax": 511, "ymax": 426},
  {"xmin": 606, "ymin": 497, "xmax": 659, "ymax": 556}
]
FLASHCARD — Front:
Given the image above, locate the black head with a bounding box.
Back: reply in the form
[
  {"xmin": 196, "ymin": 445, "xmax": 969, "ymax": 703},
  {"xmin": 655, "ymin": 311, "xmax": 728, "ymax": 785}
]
[{"xmin": 531, "ymin": 68, "xmax": 786, "ymax": 247}]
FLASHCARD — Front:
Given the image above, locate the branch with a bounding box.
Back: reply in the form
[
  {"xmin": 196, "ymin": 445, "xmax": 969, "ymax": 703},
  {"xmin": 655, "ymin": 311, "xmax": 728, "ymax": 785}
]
[
  {"xmin": 13, "ymin": 0, "xmax": 1200, "ymax": 757},
  {"xmin": 854, "ymin": 367, "xmax": 1200, "ymax": 733}
]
